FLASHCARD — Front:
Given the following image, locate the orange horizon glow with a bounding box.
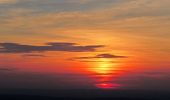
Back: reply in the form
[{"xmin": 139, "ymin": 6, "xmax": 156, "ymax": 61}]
[{"xmin": 0, "ymin": 0, "xmax": 170, "ymax": 90}]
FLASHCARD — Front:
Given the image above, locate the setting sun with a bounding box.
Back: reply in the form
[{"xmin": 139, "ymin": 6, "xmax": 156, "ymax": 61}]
[
  {"xmin": 97, "ymin": 62, "xmax": 112, "ymax": 74},
  {"xmin": 89, "ymin": 58, "xmax": 119, "ymax": 74}
]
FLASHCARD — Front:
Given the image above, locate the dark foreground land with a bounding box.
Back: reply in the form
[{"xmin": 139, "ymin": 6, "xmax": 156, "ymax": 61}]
[{"xmin": 0, "ymin": 89, "xmax": 170, "ymax": 100}]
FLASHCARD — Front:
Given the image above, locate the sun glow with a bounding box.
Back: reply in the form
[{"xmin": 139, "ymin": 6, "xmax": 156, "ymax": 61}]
[
  {"xmin": 97, "ymin": 62, "xmax": 112, "ymax": 74},
  {"xmin": 90, "ymin": 58, "xmax": 118, "ymax": 74},
  {"xmin": 88, "ymin": 58, "xmax": 122, "ymax": 89}
]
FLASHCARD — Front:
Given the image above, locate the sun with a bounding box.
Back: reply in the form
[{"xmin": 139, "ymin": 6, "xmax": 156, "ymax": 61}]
[
  {"xmin": 86, "ymin": 58, "xmax": 122, "ymax": 89},
  {"xmin": 97, "ymin": 62, "xmax": 112, "ymax": 74},
  {"xmin": 90, "ymin": 58, "xmax": 117, "ymax": 74}
]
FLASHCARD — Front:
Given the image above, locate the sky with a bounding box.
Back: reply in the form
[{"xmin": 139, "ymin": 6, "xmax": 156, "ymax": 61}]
[{"xmin": 0, "ymin": 0, "xmax": 170, "ymax": 90}]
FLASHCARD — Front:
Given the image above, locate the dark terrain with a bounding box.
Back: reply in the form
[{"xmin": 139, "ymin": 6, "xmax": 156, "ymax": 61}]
[{"xmin": 0, "ymin": 89, "xmax": 170, "ymax": 100}]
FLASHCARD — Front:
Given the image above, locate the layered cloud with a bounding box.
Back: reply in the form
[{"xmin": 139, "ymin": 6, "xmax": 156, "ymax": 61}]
[{"xmin": 0, "ymin": 42, "xmax": 104, "ymax": 53}]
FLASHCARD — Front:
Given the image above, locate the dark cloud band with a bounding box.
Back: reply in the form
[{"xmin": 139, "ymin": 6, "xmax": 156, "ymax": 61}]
[{"xmin": 0, "ymin": 42, "xmax": 104, "ymax": 53}]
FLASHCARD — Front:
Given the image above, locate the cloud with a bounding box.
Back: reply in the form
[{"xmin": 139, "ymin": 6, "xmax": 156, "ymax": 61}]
[
  {"xmin": 1, "ymin": 0, "xmax": 170, "ymax": 39},
  {"xmin": 0, "ymin": 42, "xmax": 104, "ymax": 53},
  {"xmin": 95, "ymin": 54, "xmax": 127, "ymax": 58},
  {"xmin": 71, "ymin": 53, "xmax": 127, "ymax": 61},
  {"xmin": 0, "ymin": 67, "xmax": 16, "ymax": 71},
  {"xmin": 78, "ymin": 60, "xmax": 121, "ymax": 63},
  {"xmin": 22, "ymin": 54, "xmax": 46, "ymax": 57},
  {"xmin": 0, "ymin": 0, "xmax": 17, "ymax": 4}
]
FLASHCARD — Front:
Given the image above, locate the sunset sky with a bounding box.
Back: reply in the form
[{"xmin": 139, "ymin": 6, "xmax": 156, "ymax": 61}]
[{"xmin": 0, "ymin": 0, "xmax": 170, "ymax": 90}]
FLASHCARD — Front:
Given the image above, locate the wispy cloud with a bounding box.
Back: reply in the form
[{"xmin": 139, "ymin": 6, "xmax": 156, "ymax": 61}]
[
  {"xmin": 22, "ymin": 54, "xmax": 46, "ymax": 57},
  {"xmin": 0, "ymin": 0, "xmax": 17, "ymax": 4},
  {"xmin": 0, "ymin": 42, "xmax": 104, "ymax": 53},
  {"xmin": 0, "ymin": 66, "xmax": 16, "ymax": 71},
  {"xmin": 1, "ymin": 0, "xmax": 170, "ymax": 37}
]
